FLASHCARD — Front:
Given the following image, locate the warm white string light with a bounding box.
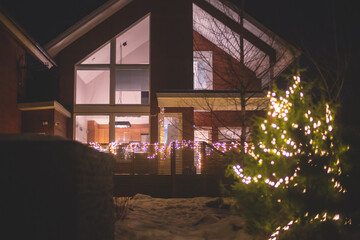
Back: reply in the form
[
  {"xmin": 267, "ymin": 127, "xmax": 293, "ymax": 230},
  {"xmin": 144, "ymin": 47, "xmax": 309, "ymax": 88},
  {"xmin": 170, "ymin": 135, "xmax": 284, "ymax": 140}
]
[{"xmin": 232, "ymin": 76, "xmax": 348, "ymax": 239}]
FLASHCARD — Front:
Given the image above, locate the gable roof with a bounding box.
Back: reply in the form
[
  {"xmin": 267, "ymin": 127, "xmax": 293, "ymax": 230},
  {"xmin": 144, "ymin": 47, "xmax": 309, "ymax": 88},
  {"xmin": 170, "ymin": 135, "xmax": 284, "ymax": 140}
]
[
  {"xmin": 45, "ymin": 0, "xmax": 298, "ymax": 79},
  {"xmin": 0, "ymin": 10, "xmax": 56, "ymax": 68}
]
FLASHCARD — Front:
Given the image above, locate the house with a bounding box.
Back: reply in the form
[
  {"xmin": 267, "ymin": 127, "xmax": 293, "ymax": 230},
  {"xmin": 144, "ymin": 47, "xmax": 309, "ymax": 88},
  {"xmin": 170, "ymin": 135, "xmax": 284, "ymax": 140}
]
[{"xmin": 1, "ymin": 0, "xmax": 296, "ymax": 174}]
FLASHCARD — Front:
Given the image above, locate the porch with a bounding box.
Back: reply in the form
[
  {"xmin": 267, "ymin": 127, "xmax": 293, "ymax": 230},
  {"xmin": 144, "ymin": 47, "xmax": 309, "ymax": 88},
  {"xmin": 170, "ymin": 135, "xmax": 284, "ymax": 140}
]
[
  {"xmin": 91, "ymin": 141, "xmax": 238, "ymax": 197},
  {"xmin": 92, "ymin": 141, "xmax": 233, "ymax": 176}
]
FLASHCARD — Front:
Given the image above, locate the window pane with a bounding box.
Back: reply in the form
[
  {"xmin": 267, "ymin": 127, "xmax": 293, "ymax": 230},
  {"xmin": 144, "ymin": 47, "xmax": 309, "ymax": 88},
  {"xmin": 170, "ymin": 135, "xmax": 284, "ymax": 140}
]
[
  {"xmin": 164, "ymin": 117, "xmax": 180, "ymax": 143},
  {"xmin": 115, "ymin": 115, "xmax": 149, "ymax": 144},
  {"xmin": 76, "ymin": 70, "xmax": 110, "ymax": 104},
  {"xmin": 218, "ymin": 127, "xmax": 241, "ymax": 141},
  {"xmin": 193, "ymin": 51, "xmax": 212, "ymax": 90},
  {"xmin": 81, "ymin": 43, "xmax": 110, "ymax": 64},
  {"xmin": 115, "ymin": 69, "xmax": 149, "ymax": 104},
  {"xmin": 194, "ymin": 129, "xmax": 211, "ymax": 143},
  {"xmin": 75, "ymin": 115, "xmax": 109, "ymax": 144},
  {"xmin": 116, "ymin": 16, "xmax": 150, "ymax": 64}
]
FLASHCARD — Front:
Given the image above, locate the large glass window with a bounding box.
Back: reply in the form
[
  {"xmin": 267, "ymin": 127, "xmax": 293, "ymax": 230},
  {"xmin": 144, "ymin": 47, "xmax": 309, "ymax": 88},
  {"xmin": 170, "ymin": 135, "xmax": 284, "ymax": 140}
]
[
  {"xmin": 76, "ymin": 70, "xmax": 110, "ymax": 104},
  {"xmin": 75, "ymin": 115, "xmax": 109, "ymax": 144},
  {"xmin": 218, "ymin": 127, "xmax": 250, "ymax": 142},
  {"xmin": 218, "ymin": 127, "xmax": 241, "ymax": 141},
  {"xmin": 115, "ymin": 115, "xmax": 149, "ymax": 144},
  {"xmin": 81, "ymin": 43, "xmax": 110, "ymax": 64},
  {"xmin": 163, "ymin": 117, "xmax": 181, "ymax": 143},
  {"xmin": 75, "ymin": 16, "xmax": 150, "ymax": 105},
  {"xmin": 193, "ymin": 51, "xmax": 213, "ymax": 90},
  {"xmin": 74, "ymin": 15, "xmax": 150, "ymax": 145},
  {"xmin": 194, "ymin": 128, "xmax": 212, "ymax": 143},
  {"xmin": 116, "ymin": 16, "xmax": 150, "ymax": 64},
  {"xmin": 115, "ymin": 69, "xmax": 149, "ymax": 104}
]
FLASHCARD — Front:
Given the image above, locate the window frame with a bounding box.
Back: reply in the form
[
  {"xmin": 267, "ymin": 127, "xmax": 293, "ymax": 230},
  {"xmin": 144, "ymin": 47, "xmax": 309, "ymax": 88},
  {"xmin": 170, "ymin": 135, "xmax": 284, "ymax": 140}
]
[
  {"xmin": 73, "ymin": 15, "xmax": 151, "ymax": 143},
  {"xmin": 193, "ymin": 51, "xmax": 213, "ymax": 90}
]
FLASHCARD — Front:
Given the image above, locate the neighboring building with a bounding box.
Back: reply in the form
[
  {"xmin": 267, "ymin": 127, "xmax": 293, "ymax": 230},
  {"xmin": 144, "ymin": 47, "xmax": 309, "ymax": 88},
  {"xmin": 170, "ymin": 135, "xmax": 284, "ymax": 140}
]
[{"xmin": 0, "ymin": 10, "xmax": 71, "ymax": 136}]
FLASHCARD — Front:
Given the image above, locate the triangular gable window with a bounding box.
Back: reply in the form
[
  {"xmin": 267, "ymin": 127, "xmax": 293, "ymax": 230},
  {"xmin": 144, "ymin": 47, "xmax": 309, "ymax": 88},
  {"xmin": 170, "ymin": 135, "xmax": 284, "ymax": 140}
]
[
  {"xmin": 81, "ymin": 43, "xmax": 110, "ymax": 64},
  {"xmin": 116, "ymin": 16, "xmax": 150, "ymax": 64},
  {"xmin": 76, "ymin": 15, "xmax": 150, "ymax": 105}
]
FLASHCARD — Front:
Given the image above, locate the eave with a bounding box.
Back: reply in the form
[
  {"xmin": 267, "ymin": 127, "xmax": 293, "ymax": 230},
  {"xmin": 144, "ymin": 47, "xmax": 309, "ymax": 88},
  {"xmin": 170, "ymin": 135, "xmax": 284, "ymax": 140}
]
[
  {"xmin": 45, "ymin": 0, "xmax": 133, "ymax": 57},
  {"xmin": 18, "ymin": 101, "xmax": 71, "ymax": 118},
  {"xmin": 157, "ymin": 91, "xmax": 267, "ymax": 111},
  {"xmin": 0, "ymin": 11, "xmax": 56, "ymax": 69}
]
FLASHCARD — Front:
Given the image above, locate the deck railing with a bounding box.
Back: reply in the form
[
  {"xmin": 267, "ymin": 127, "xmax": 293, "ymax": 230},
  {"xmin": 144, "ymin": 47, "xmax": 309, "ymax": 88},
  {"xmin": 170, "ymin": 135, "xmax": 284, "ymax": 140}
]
[{"xmin": 89, "ymin": 141, "xmax": 244, "ymax": 175}]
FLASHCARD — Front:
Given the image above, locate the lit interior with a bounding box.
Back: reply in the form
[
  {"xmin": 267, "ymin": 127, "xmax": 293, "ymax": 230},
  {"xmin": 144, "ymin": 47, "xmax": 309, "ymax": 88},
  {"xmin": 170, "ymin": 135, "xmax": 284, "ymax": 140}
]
[
  {"xmin": 115, "ymin": 115, "xmax": 149, "ymax": 143},
  {"xmin": 116, "ymin": 16, "xmax": 150, "ymax": 64},
  {"xmin": 81, "ymin": 42, "xmax": 110, "ymax": 64},
  {"xmin": 115, "ymin": 69, "xmax": 149, "ymax": 104},
  {"xmin": 76, "ymin": 16, "xmax": 149, "ymax": 105},
  {"xmin": 75, "ymin": 115, "xmax": 109, "ymax": 144},
  {"xmin": 194, "ymin": 129, "xmax": 212, "ymax": 142},
  {"xmin": 76, "ymin": 70, "xmax": 110, "ymax": 104},
  {"xmin": 193, "ymin": 51, "xmax": 213, "ymax": 90},
  {"xmin": 218, "ymin": 127, "xmax": 242, "ymax": 141}
]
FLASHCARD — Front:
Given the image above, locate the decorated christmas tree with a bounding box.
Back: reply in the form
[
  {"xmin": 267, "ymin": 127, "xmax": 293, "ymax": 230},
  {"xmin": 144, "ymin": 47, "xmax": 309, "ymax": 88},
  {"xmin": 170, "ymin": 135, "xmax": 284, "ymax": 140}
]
[{"xmin": 230, "ymin": 74, "xmax": 350, "ymax": 239}]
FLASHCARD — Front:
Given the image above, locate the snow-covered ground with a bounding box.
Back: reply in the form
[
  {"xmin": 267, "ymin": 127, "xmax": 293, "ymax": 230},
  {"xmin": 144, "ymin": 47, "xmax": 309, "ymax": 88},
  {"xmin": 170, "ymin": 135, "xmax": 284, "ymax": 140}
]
[{"xmin": 114, "ymin": 194, "xmax": 252, "ymax": 240}]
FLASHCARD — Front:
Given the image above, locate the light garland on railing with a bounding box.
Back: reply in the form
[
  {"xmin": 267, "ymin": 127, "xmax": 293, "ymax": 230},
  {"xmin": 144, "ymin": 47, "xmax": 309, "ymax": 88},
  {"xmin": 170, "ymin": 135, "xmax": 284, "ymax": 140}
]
[{"xmin": 89, "ymin": 139, "xmax": 248, "ymax": 172}]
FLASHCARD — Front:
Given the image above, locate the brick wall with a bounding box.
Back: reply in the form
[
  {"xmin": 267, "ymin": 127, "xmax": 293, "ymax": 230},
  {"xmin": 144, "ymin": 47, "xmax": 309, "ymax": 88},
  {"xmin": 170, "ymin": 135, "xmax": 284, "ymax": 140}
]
[
  {"xmin": 0, "ymin": 23, "xmax": 25, "ymax": 133},
  {"xmin": 194, "ymin": 110, "xmax": 265, "ymax": 142},
  {"xmin": 22, "ymin": 109, "xmax": 68, "ymax": 138}
]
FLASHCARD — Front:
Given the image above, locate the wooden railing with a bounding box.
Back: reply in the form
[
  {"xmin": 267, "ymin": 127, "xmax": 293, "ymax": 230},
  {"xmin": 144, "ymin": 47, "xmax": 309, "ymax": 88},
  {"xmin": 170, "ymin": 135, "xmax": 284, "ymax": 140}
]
[{"xmin": 93, "ymin": 141, "xmax": 237, "ymax": 176}]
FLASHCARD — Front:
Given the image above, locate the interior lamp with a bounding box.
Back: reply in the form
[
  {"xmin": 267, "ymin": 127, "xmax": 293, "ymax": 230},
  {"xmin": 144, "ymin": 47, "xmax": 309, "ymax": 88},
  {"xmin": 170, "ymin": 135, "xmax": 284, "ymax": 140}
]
[{"xmin": 115, "ymin": 121, "xmax": 131, "ymax": 128}]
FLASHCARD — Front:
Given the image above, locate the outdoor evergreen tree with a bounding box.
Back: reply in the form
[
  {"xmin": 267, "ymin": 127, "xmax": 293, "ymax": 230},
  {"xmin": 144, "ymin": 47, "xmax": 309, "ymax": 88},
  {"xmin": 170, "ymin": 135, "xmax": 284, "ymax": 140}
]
[{"xmin": 230, "ymin": 73, "xmax": 350, "ymax": 239}]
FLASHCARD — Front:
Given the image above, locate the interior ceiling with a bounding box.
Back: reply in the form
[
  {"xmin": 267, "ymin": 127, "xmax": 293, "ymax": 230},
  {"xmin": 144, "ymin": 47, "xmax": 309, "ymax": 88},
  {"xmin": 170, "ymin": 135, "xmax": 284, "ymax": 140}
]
[
  {"xmin": 79, "ymin": 115, "xmax": 109, "ymax": 125},
  {"xmin": 78, "ymin": 115, "xmax": 148, "ymax": 125},
  {"xmin": 81, "ymin": 42, "xmax": 110, "ymax": 64},
  {"xmin": 80, "ymin": 15, "xmax": 149, "ymax": 64},
  {"xmin": 115, "ymin": 116, "xmax": 149, "ymax": 124},
  {"xmin": 77, "ymin": 70, "xmax": 108, "ymax": 84},
  {"xmin": 116, "ymin": 15, "xmax": 150, "ymax": 62}
]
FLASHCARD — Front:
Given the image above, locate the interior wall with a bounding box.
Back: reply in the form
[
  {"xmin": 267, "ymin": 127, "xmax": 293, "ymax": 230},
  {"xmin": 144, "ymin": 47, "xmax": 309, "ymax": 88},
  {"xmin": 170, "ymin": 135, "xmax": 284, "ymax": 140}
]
[
  {"xmin": 122, "ymin": 41, "xmax": 149, "ymax": 63},
  {"xmin": 85, "ymin": 71, "xmax": 110, "ymax": 104},
  {"xmin": 75, "ymin": 116, "xmax": 88, "ymax": 143},
  {"xmin": 75, "ymin": 76, "xmax": 86, "ymax": 104}
]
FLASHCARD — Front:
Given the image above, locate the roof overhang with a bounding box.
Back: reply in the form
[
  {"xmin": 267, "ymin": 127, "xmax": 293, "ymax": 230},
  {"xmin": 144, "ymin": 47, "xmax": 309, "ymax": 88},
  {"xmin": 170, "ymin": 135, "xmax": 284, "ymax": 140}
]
[
  {"xmin": 18, "ymin": 101, "xmax": 71, "ymax": 118},
  {"xmin": 157, "ymin": 91, "xmax": 267, "ymax": 111},
  {"xmin": 0, "ymin": 11, "xmax": 56, "ymax": 68},
  {"xmin": 45, "ymin": 0, "xmax": 133, "ymax": 57}
]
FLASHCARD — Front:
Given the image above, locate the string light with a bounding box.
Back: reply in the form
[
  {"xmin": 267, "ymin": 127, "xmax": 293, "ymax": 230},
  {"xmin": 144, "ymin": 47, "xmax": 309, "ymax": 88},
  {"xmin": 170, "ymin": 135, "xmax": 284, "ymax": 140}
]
[
  {"xmin": 89, "ymin": 139, "xmax": 252, "ymax": 172},
  {"xmin": 230, "ymin": 75, "xmax": 348, "ymax": 239}
]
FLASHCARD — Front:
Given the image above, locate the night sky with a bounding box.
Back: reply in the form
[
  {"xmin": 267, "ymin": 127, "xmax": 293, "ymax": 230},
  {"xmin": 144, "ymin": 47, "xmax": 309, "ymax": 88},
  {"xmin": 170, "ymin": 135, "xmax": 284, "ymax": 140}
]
[{"xmin": 0, "ymin": 0, "xmax": 356, "ymax": 50}]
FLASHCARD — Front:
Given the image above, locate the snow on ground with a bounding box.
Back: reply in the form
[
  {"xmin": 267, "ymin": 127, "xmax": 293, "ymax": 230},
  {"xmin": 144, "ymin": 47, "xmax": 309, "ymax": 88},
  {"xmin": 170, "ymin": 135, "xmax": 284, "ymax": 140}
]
[{"xmin": 115, "ymin": 194, "xmax": 252, "ymax": 240}]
